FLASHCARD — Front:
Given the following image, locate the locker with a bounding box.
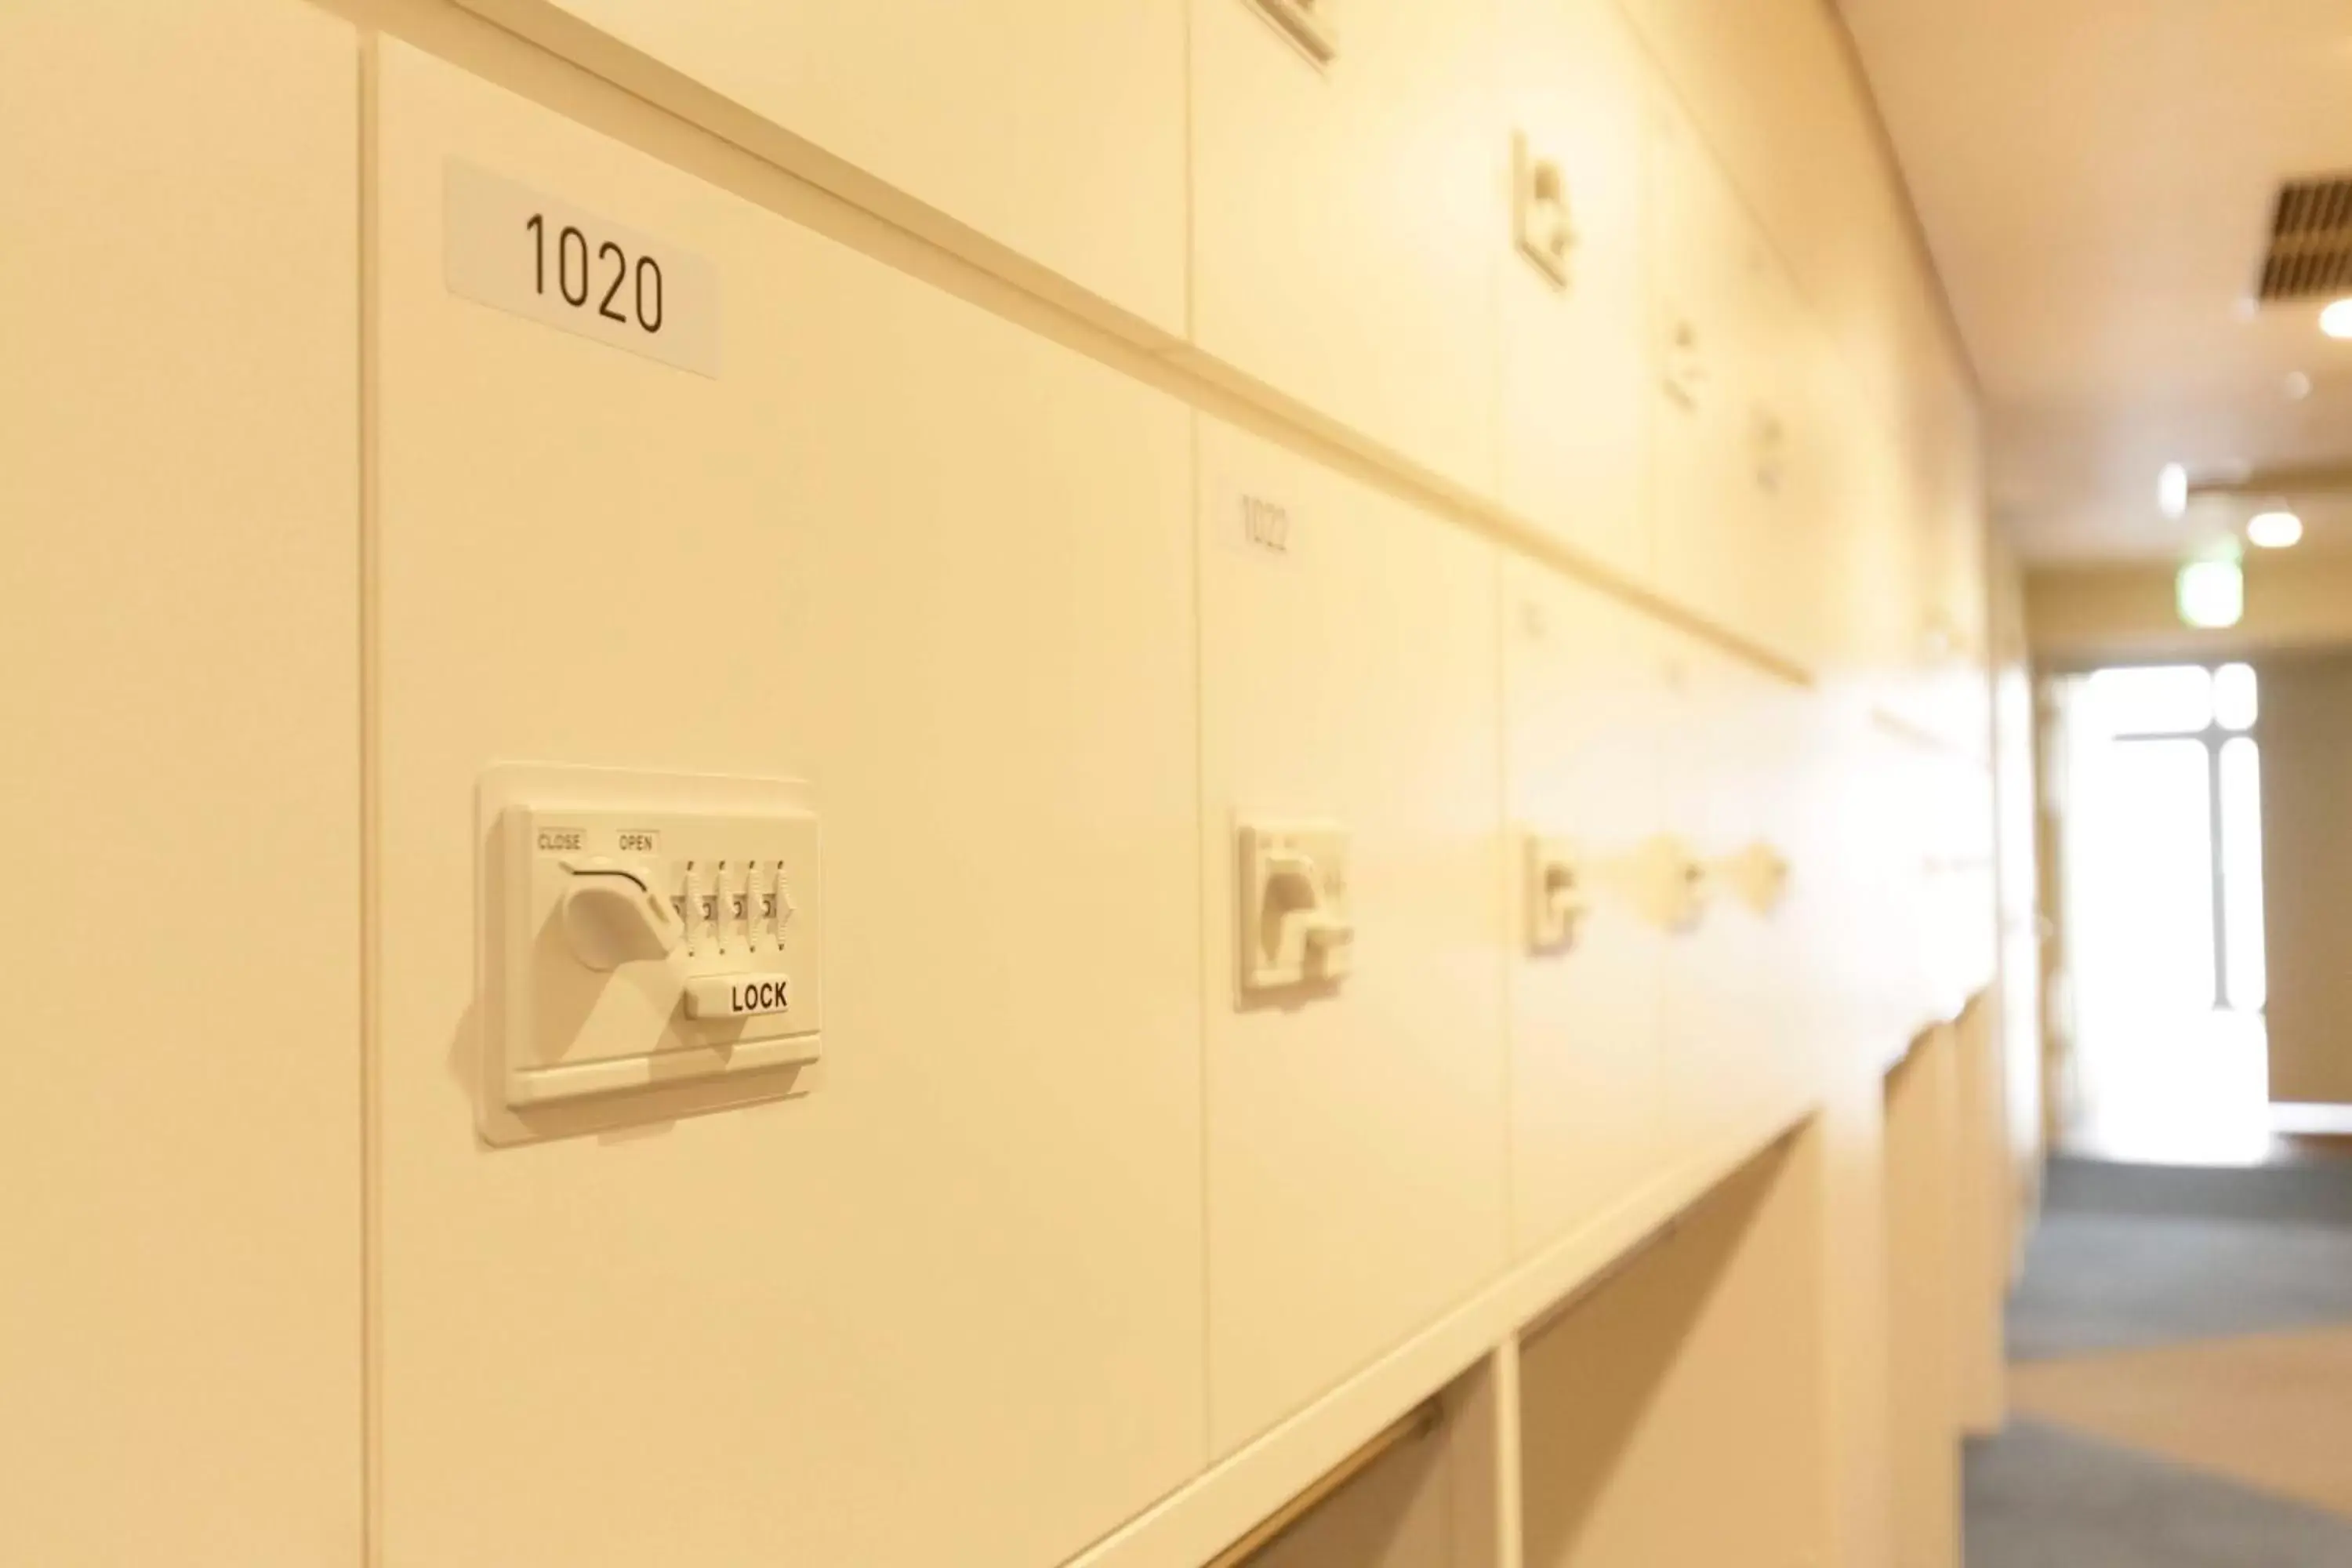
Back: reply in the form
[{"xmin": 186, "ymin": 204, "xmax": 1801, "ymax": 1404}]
[
  {"xmin": 1521, "ymin": 1133, "xmax": 1831, "ymax": 1568},
  {"xmin": 1501, "ymin": 563, "xmax": 1669, "ymax": 1256},
  {"xmin": 0, "ymin": 2, "xmax": 362, "ymax": 1561},
  {"xmin": 1860, "ymin": 724, "xmax": 1942, "ymax": 1053},
  {"xmin": 1649, "ymin": 102, "xmax": 1823, "ymax": 665},
  {"xmin": 1189, "ymin": 0, "xmax": 1504, "ymax": 492},
  {"xmin": 1657, "ymin": 634, "xmax": 1813, "ymax": 1152},
  {"xmin": 512, "ymin": 0, "xmax": 1189, "ymax": 332},
  {"xmin": 1757, "ymin": 289, "xmax": 1847, "ymax": 670},
  {"xmin": 1496, "ymin": 0, "xmax": 1656, "ymax": 583},
  {"xmin": 1198, "ymin": 419, "xmax": 1508, "ymax": 1454},
  {"xmin": 1921, "ymin": 757, "xmax": 2000, "ymax": 1022},
  {"xmin": 374, "ymin": 45, "xmax": 1205, "ymax": 1567}
]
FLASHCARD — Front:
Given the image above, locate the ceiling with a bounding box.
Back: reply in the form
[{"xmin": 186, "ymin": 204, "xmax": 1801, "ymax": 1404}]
[{"xmin": 1837, "ymin": 0, "xmax": 2352, "ymax": 562}]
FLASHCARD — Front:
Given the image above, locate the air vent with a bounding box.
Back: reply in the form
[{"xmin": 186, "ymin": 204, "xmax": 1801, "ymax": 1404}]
[{"xmin": 2257, "ymin": 173, "xmax": 2352, "ymax": 302}]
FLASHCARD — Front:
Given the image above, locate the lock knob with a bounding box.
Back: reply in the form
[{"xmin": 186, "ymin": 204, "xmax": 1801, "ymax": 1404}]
[{"xmin": 560, "ymin": 860, "xmax": 685, "ymax": 971}]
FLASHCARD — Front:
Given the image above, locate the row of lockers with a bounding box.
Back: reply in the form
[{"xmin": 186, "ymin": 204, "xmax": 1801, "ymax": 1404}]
[
  {"xmin": 463, "ymin": 0, "xmax": 1988, "ymax": 718},
  {"xmin": 1, "ymin": 4, "xmax": 1998, "ymax": 1566},
  {"xmin": 368, "ymin": 41, "xmax": 1991, "ymax": 1566}
]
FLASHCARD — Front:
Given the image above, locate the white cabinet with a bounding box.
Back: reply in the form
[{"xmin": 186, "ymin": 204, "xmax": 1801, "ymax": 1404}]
[
  {"xmin": 1199, "ymin": 419, "xmax": 1508, "ymax": 1454},
  {"xmin": 1190, "ymin": 0, "xmax": 1504, "ymax": 491},
  {"xmin": 373, "ymin": 46, "xmax": 1204, "ymax": 1566},
  {"xmin": 0, "ymin": 3, "xmax": 361, "ymax": 1562},
  {"xmin": 1502, "ymin": 563, "xmax": 1669, "ymax": 1254},
  {"xmin": 510, "ymin": 0, "xmax": 1189, "ymax": 331},
  {"xmin": 1497, "ymin": 0, "xmax": 1655, "ymax": 583}
]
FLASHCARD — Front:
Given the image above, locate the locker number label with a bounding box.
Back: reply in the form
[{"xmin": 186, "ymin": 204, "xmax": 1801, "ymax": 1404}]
[
  {"xmin": 1219, "ymin": 479, "xmax": 1305, "ymax": 563},
  {"xmin": 444, "ymin": 161, "xmax": 720, "ymax": 379}
]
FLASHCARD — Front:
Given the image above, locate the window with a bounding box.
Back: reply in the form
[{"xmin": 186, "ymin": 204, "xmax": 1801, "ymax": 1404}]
[{"xmin": 2068, "ymin": 662, "xmax": 2266, "ymax": 1015}]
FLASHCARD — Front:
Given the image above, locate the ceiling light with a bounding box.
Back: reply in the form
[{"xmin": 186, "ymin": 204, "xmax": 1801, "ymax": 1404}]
[
  {"xmin": 2324, "ymin": 298, "xmax": 2352, "ymax": 339},
  {"xmin": 2248, "ymin": 510, "xmax": 2304, "ymax": 549},
  {"xmin": 2177, "ymin": 558, "xmax": 2245, "ymax": 630},
  {"xmin": 2158, "ymin": 462, "xmax": 2189, "ymax": 519},
  {"xmin": 2285, "ymin": 370, "xmax": 2313, "ymax": 400}
]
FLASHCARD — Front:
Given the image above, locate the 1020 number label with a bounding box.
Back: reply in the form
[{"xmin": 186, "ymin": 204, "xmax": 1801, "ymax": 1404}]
[
  {"xmin": 525, "ymin": 213, "xmax": 662, "ymax": 336},
  {"xmin": 445, "ymin": 162, "xmax": 720, "ymax": 376}
]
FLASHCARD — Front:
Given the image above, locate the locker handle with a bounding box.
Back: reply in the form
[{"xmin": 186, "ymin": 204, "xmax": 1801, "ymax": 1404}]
[
  {"xmin": 1265, "ymin": 849, "xmax": 1354, "ymax": 968},
  {"xmin": 1525, "ymin": 835, "xmax": 1592, "ymax": 953},
  {"xmin": 1238, "ymin": 822, "xmax": 1356, "ymax": 996},
  {"xmin": 1716, "ymin": 841, "xmax": 1791, "ymax": 914},
  {"xmin": 1623, "ymin": 835, "xmax": 1708, "ymax": 933},
  {"xmin": 558, "ymin": 859, "xmax": 684, "ymax": 972}
]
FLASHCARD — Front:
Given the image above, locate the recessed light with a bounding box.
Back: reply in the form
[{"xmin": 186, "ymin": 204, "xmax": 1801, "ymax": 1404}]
[
  {"xmin": 2285, "ymin": 370, "xmax": 2313, "ymax": 400},
  {"xmin": 2324, "ymin": 298, "xmax": 2352, "ymax": 339},
  {"xmin": 2248, "ymin": 510, "xmax": 2304, "ymax": 549},
  {"xmin": 2158, "ymin": 462, "xmax": 2189, "ymax": 519}
]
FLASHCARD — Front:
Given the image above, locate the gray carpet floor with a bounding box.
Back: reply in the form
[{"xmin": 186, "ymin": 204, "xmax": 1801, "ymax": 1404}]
[
  {"xmin": 1968, "ymin": 1420, "xmax": 2352, "ymax": 1568},
  {"xmin": 1966, "ymin": 1156, "xmax": 2352, "ymax": 1567}
]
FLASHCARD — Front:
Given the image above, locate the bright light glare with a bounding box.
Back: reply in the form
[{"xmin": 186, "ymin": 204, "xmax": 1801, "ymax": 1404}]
[
  {"xmin": 2247, "ymin": 510, "xmax": 2303, "ymax": 549},
  {"xmin": 2324, "ymin": 298, "xmax": 2352, "ymax": 339},
  {"xmin": 2177, "ymin": 558, "xmax": 2245, "ymax": 630},
  {"xmin": 2158, "ymin": 462, "xmax": 2189, "ymax": 519}
]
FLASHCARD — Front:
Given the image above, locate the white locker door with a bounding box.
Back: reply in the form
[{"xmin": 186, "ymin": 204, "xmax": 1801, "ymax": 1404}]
[
  {"xmin": 0, "ymin": 4, "xmax": 362, "ymax": 1563},
  {"xmin": 1497, "ymin": 0, "xmax": 1655, "ymax": 584},
  {"xmin": 1199, "ymin": 419, "xmax": 1509, "ymax": 1454},
  {"xmin": 1733, "ymin": 243, "xmax": 1831, "ymax": 669},
  {"xmin": 509, "ymin": 0, "xmax": 1189, "ymax": 332},
  {"xmin": 374, "ymin": 46, "xmax": 1205, "ymax": 1567},
  {"xmin": 1650, "ymin": 104, "xmax": 1824, "ymax": 670},
  {"xmin": 1648, "ymin": 103, "xmax": 1752, "ymax": 646},
  {"xmin": 1190, "ymin": 0, "xmax": 1504, "ymax": 492},
  {"xmin": 1502, "ymin": 562, "xmax": 1669, "ymax": 1256},
  {"xmin": 1659, "ymin": 637, "xmax": 1808, "ymax": 1155}
]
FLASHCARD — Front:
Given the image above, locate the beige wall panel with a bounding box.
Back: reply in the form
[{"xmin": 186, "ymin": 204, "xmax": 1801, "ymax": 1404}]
[
  {"xmin": 1497, "ymin": 0, "xmax": 1654, "ymax": 583},
  {"xmin": 1191, "ymin": 0, "xmax": 1503, "ymax": 492},
  {"xmin": 1816, "ymin": 1054, "xmax": 1897, "ymax": 1567},
  {"xmin": 1951, "ymin": 998, "xmax": 2009, "ymax": 1432},
  {"xmin": 0, "ymin": 2, "xmax": 362, "ymax": 1561},
  {"xmin": 2256, "ymin": 653, "xmax": 2352, "ymax": 1106},
  {"xmin": 374, "ymin": 46, "xmax": 1205, "ymax": 1566},
  {"xmin": 518, "ymin": 0, "xmax": 1189, "ymax": 332},
  {"xmin": 1884, "ymin": 1030, "xmax": 1962, "ymax": 1568},
  {"xmin": 1198, "ymin": 419, "xmax": 1508, "ymax": 1454},
  {"xmin": 2027, "ymin": 556, "xmax": 2352, "ymax": 665},
  {"xmin": 1521, "ymin": 1134, "xmax": 1830, "ymax": 1568},
  {"xmin": 1502, "ymin": 562, "xmax": 1668, "ymax": 1256}
]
